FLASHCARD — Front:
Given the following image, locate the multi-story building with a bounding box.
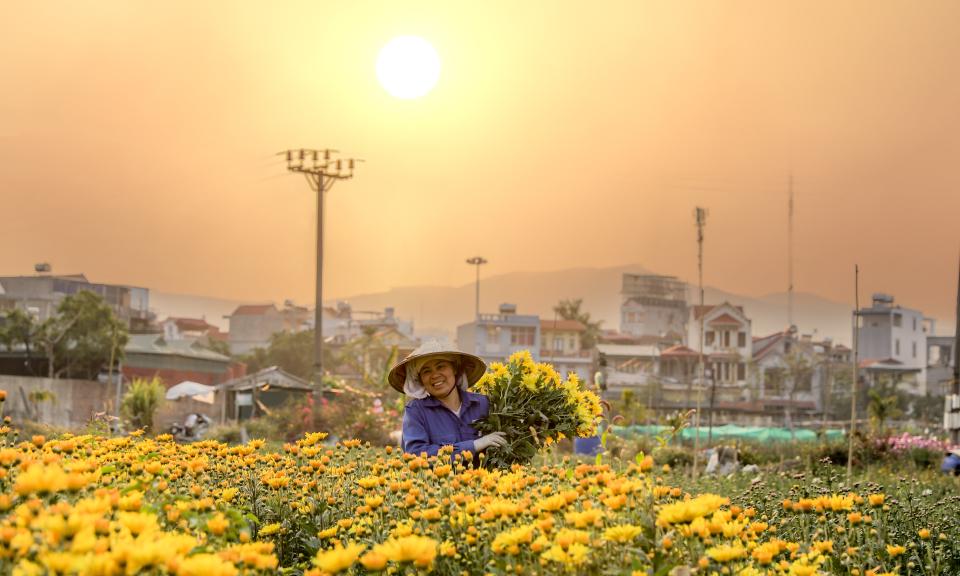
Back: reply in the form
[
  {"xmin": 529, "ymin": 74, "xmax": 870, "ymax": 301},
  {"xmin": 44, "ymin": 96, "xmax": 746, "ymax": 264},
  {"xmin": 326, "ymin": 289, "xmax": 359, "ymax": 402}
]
[
  {"xmin": 540, "ymin": 319, "xmax": 592, "ymax": 380},
  {"xmin": 224, "ymin": 303, "xmax": 312, "ymax": 355},
  {"xmin": 456, "ymin": 304, "xmax": 540, "ymax": 367},
  {"xmin": 688, "ymin": 303, "xmax": 753, "ymax": 384},
  {"xmin": 751, "ymin": 327, "xmax": 825, "ymax": 423},
  {"xmin": 0, "ymin": 273, "xmax": 154, "ymax": 331},
  {"xmin": 855, "ymin": 294, "xmax": 931, "ymax": 393},
  {"xmin": 324, "ymin": 302, "xmax": 415, "ymax": 344},
  {"xmin": 619, "ymin": 274, "xmax": 688, "ymax": 341},
  {"xmin": 160, "ymin": 317, "xmax": 226, "ymax": 342}
]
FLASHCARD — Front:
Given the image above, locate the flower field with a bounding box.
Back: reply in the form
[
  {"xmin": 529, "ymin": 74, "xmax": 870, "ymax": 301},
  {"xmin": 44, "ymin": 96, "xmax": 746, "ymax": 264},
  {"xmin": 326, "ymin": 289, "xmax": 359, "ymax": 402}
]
[{"xmin": 3, "ymin": 418, "xmax": 960, "ymax": 576}]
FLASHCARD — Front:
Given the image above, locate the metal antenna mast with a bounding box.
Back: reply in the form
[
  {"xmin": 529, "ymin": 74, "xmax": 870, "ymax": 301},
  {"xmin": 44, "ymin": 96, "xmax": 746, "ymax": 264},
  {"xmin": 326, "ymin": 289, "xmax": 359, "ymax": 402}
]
[
  {"xmin": 280, "ymin": 148, "xmax": 363, "ymax": 397},
  {"xmin": 466, "ymin": 257, "xmax": 487, "ymax": 320},
  {"xmin": 692, "ymin": 207, "xmax": 708, "ymax": 479},
  {"xmin": 788, "ymin": 173, "xmax": 794, "ymax": 326}
]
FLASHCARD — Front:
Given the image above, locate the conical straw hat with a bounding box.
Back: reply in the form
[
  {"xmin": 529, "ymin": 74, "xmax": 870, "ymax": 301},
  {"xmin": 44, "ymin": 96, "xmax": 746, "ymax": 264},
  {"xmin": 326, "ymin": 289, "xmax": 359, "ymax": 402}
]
[{"xmin": 387, "ymin": 338, "xmax": 487, "ymax": 394}]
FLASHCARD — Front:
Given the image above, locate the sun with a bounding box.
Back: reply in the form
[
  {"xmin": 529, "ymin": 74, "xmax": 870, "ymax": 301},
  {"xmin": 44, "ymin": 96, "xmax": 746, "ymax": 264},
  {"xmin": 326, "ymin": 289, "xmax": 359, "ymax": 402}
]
[{"xmin": 376, "ymin": 36, "xmax": 440, "ymax": 99}]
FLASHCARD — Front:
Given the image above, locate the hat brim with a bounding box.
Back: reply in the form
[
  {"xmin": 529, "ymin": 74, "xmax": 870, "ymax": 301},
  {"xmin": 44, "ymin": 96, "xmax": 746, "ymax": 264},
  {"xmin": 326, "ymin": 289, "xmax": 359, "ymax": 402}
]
[{"xmin": 388, "ymin": 351, "xmax": 487, "ymax": 394}]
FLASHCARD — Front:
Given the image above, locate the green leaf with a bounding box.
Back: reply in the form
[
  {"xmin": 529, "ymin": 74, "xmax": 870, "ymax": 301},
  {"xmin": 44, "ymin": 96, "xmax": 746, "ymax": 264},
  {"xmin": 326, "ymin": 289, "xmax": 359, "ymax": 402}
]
[
  {"xmin": 635, "ymin": 452, "xmax": 645, "ymax": 466},
  {"xmin": 595, "ymin": 453, "xmax": 602, "ymax": 466},
  {"xmin": 245, "ymin": 513, "xmax": 259, "ymax": 525},
  {"xmin": 565, "ymin": 468, "xmax": 574, "ymax": 479},
  {"xmin": 99, "ymin": 465, "xmax": 116, "ymax": 474}
]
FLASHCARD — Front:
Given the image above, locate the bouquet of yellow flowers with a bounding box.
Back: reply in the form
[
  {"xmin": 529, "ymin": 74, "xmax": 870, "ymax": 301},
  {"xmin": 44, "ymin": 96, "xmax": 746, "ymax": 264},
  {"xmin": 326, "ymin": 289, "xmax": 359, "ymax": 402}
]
[{"xmin": 471, "ymin": 350, "xmax": 603, "ymax": 469}]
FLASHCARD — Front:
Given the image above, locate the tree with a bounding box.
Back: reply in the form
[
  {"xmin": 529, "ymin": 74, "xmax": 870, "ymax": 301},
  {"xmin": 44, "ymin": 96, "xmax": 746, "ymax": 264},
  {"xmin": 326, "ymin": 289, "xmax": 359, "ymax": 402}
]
[
  {"xmin": 238, "ymin": 330, "xmax": 315, "ymax": 382},
  {"xmin": 868, "ymin": 390, "xmax": 902, "ymax": 436},
  {"xmin": 613, "ymin": 388, "xmax": 646, "ymax": 428},
  {"xmin": 27, "ymin": 389, "xmax": 57, "ymax": 422},
  {"xmin": 120, "ymin": 377, "xmax": 166, "ymax": 432},
  {"xmin": 553, "ymin": 299, "xmax": 604, "ymax": 349},
  {"xmin": 340, "ymin": 327, "xmax": 394, "ymax": 388},
  {"xmin": 202, "ymin": 338, "xmax": 233, "ymax": 358}
]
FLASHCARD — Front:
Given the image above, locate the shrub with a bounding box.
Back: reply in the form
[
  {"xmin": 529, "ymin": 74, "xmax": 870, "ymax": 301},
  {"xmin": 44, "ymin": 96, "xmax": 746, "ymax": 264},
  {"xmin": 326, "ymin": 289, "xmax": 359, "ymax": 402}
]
[{"xmin": 119, "ymin": 377, "xmax": 165, "ymax": 433}]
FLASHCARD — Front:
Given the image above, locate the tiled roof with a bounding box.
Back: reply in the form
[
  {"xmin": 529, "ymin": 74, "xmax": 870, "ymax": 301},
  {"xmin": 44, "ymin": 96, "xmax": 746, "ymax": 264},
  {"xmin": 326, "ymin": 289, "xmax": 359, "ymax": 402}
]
[
  {"xmin": 859, "ymin": 357, "xmax": 903, "ymax": 368},
  {"xmin": 661, "ymin": 345, "xmax": 700, "ymax": 357},
  {"xmin": 125, "ymin": 335, "xmax": 231, "ymax": 362},
  {"xmin": 540, "ymin": 319, "xmax": 587, "ymax": 331},
  {"xmin": 693, "ymin": 304, "xmax": 745, "ymax": 320},
  {"xmin": 165, "ymin": 317, "xmax": 215, "ymax": 330},
  {"xmin": 708, "ymin": 313, "xmax": 743, "ymax": 326},
  {"xmin": 231, "ymin": 304, "xmax": 278, "ymax": 316}
]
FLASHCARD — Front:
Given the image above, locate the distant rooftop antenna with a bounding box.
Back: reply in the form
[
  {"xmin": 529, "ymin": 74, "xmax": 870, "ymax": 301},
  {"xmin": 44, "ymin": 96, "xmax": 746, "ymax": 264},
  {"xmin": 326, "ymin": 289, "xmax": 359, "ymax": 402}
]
[{"xmin": 35, "ymin": 263, "xmax": 51, "ymax": 274}]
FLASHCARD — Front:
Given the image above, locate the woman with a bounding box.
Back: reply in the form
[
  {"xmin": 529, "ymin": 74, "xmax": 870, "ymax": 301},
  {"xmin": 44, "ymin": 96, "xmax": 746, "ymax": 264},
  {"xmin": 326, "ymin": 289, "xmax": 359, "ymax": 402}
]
[{"xmin": 388, "ymin": 339, "xmax": 507, "ymax": 462}]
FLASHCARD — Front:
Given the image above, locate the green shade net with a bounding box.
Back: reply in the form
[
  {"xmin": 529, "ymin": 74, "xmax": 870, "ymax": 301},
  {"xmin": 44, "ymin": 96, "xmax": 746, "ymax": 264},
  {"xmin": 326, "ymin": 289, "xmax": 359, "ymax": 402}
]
[{"xmin": 613, "ymin": 424, "xmax": 845, "ymax": 443}]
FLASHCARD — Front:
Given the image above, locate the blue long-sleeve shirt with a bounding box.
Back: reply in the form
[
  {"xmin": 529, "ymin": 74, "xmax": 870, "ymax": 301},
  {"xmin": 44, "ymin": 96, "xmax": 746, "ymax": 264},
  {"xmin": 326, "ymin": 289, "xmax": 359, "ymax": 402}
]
[{"xmin": 401, "ymin": 390, "xmax": 488, "ymax": 461}]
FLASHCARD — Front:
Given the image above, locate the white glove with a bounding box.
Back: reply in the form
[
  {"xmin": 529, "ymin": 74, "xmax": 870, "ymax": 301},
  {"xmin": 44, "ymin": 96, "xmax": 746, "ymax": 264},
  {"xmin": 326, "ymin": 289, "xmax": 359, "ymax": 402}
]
[{"xmin": 474, "ymin": 432, "xmax": 508, "ymax": 452}]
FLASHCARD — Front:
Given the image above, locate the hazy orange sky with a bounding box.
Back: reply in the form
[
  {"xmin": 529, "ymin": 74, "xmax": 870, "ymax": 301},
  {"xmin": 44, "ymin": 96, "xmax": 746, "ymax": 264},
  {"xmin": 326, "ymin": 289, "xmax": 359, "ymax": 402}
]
[{"xmin": 3, "ymin": 2, "xmax": 959, "ymax": 320}]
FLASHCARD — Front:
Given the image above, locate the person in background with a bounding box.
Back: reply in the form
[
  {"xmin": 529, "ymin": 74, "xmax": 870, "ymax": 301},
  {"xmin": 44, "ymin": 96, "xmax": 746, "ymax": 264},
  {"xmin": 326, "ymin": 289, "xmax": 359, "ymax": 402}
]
[
  {"xmin": 388, "ymin": 339, "xmax": 507, "ymax": 465},
  {"xmin": 941, "ymin": 448, "xmax": 960, "ymax": 475}
]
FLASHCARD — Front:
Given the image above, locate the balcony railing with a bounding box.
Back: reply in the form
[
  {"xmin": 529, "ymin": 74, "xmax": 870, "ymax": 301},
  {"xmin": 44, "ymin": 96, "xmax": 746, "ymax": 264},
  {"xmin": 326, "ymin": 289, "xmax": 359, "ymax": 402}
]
[{"xmin": 477, "ymin": 313, "xmax": 538, "ymax": 325}]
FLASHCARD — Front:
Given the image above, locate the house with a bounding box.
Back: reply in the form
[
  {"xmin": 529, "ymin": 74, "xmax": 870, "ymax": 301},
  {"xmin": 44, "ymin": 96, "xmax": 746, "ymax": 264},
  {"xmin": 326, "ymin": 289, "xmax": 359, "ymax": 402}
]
[
  {"xmin": 373, "ymin": 327, "xmax": 421, "ymax": 363},
  {"xmin": 121, "ymin": 335, "xmax": 246, "ymax": 388},
  {"xmin": 688, "ymin": 303, "xmax": 753, "ymax": 384},
  {"xmin": 215, "ymin": 366, "xmax": 316, "ymax": 422},
  {"xmin": 325, "ymin": 302, "xmax": 415, "ymax": 344},
  {"xmin": 926, "ymin": 335, "xmax": 955, "ymax": 396},
  {"xmin": 456, "ymin": 304, "xmax": 540, "ymax": 367},
  {"xmin": 595, "ymin": 343, "xmax": 659, "ymax": 391},
  {"xmin": 619, "ymin": 274, "xmax": 688, "ymax": 340},
  {"xmin": 858, "ymin": 357, "xmax": 922, "ymax": 391},
  {"xmin": 750, "ymin": 327, "xmax": 825, "ymax": 424},
  {"xmin": 540, "ymin": 319, "xmax": 593, "ymax": 380},
  {"xmin": 224, "ymin": 303, "xmax": 312, "ymax": 355},
  {"xmin": 855, "ymin": 294, "xmax": 932, "ymax": 394},
  {"xmin": 161, "ymin": 317, "xmax": 225, "ymax": 341},
  {"xmin": 0, "ymin": 273, "xmax": 155, "ymax": 332}
]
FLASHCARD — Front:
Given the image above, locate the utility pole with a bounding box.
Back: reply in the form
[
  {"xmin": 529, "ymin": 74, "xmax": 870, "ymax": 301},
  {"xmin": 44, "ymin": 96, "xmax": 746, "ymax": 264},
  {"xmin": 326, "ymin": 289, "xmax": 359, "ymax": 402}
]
[
  {"xmin": 109, "ymin": 298, "xmax": 122, "ymax": 423},
  {"xmin": 788, "ymin": 173, "xmax": 794, "ymax": 327},
  {"xmin": 847, "ymin": 265, "xmax": 859, "ymax": 484},
  {"xmin": 952, "ymin": 246, "xmax": 960, "ymax": 445},
  {"xmin": 280, "ymin": 149, "xmax": 362, "ymax": 398},
  {"xmin": 693, "ymin": 207, "xmax": 708, "ymax": 479},
  {"xmin": 466, "ymin": 257, "xmax": 487, "ymax": 320}
]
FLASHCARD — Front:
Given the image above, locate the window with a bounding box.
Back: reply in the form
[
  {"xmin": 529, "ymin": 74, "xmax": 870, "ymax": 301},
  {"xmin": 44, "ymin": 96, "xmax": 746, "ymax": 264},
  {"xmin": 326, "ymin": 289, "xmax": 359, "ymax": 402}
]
[
  {"xmin": 737, "ymin": 362, "xmax": 745, "ymax": 381},
  {"xmin": 569, "ymin": 338, "xmax": 576, "ymax": 349},
  {"xmin": 487, "ymin": 327, "xmax": 500, "ymax": 344},
  {"xmin": 705, "ymin": 331, "xmax": 715, "ymax": 346},
  {"xmin": 913, "ymin": 317, "xmax": 917, "ymax": 331},
  {"xmin": 894, "ymin": 313, "xmax": 902, "ymax": 327},
  {"xmin": 541, "ymin": 337, "xmax": 547, "ymax": 349},
  {"xmin": 511, "ymin": 327, "xmax": 535, "ymax": 346},
  {"xmin": 912, "ymin": 342, "xmax": 917, "ymax": 358},
  {"xmin": 784, "ymin": 341, "xmax": 792, "ymax": 354},
  {"xmin": 895, "ymin": 339, "xmax": 900, "ymax": 356},
  {"xmin": 723, "ymin": 330, "xmax": 731, "ymax": 347},
  {"xmin": 553, "ymin": 337, "xmax": 563, "ymax": 351},
  {"xmin": 738, "ymin": 332, "xmax": 746, "ymax": 347},
  {"xmin": 795, "ymin": 372, "xmax": 812, "ymax": 391}
]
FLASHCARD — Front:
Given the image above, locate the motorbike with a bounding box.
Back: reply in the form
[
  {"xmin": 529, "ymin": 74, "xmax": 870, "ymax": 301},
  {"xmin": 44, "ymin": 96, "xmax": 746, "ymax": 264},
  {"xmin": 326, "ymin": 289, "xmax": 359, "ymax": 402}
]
[{"xmin": 170, "ymin": 413, "xmax": 213, "ymax": 443}]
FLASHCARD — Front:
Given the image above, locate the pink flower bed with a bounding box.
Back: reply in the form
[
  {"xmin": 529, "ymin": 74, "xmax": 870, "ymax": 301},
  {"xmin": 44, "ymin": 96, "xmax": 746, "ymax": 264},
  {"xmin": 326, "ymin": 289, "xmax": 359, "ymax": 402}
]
[{"xmin": 880, "ymin": 432, "xmax": 958, "ymax": 453}]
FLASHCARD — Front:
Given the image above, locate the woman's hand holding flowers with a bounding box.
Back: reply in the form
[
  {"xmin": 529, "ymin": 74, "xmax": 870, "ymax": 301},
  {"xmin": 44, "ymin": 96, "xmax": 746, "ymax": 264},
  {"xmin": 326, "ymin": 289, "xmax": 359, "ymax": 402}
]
[{"xmin": 473, "ymin": 431, "xmax": 508, "ymax": 452}]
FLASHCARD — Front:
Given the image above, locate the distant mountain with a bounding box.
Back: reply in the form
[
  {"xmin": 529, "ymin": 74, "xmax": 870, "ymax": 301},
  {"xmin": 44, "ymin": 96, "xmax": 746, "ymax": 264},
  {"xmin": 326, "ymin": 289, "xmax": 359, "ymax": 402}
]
[{"xmin": 151, "ymin": 264, "xmax": 867, "ymax": 346}]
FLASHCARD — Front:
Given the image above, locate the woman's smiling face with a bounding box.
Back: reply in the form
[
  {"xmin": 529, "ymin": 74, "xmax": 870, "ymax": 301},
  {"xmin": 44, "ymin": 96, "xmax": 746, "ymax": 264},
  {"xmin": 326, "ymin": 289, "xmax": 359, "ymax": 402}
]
[{"xmin": 418, "ymin": 358, "xmax": 457, "ymax": 399}]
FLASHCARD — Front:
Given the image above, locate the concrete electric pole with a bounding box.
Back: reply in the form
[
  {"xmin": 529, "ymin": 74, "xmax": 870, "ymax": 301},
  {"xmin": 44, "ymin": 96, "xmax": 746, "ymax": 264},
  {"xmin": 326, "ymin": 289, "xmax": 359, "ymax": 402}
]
[
  {"xmin": 466, "ymin": 257, "xmax": 487, "ymax": 320},
  {"xmin": 692, "ymin": 207, "xmax": 708, "ymax": 479},
  {"xmin": 280, "ymin": 148, "xmax": 362, "ymax": 397}
]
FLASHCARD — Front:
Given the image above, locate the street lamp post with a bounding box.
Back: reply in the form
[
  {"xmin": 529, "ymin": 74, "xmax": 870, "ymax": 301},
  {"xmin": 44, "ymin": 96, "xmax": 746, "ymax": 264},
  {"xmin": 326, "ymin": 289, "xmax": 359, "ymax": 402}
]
[
  {"xmin": 280, "ymin": 149, "xmax": 362, "ymax": 398},
  {"xmin": 466, "ymin": 257, "xmax": 487, "ymax": 320}
]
